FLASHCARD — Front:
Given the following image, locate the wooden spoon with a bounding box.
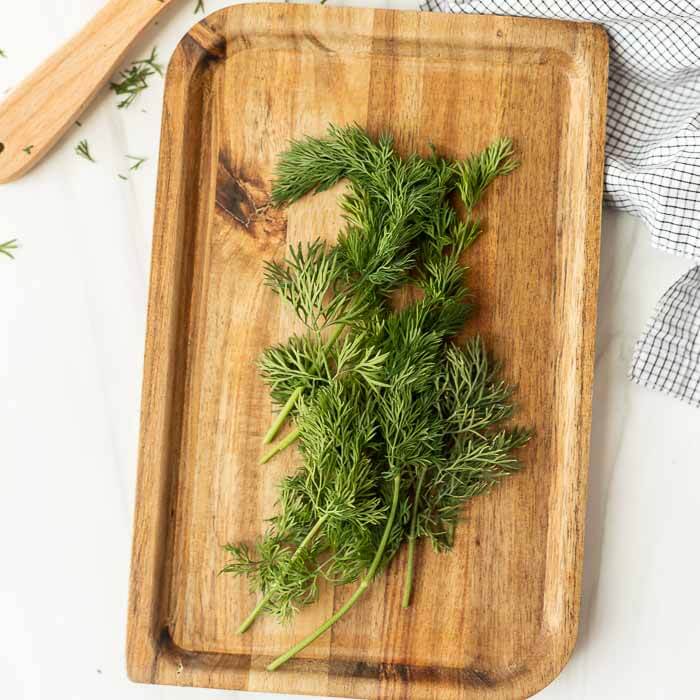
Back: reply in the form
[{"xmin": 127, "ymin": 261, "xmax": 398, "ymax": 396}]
[{"xmin": 0, "ymin": 0, "xmax": 178, "ymax": 184}]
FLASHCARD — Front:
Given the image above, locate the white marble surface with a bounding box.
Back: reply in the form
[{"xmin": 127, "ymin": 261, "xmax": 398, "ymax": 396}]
[{"xmin": 2, "ymin": 2, "xmax": 699, "ymax": 699}]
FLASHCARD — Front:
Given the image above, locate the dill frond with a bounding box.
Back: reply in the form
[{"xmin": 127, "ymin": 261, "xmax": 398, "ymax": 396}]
[
  {"xmin": 75, "ymin": 140, "xmax": 95, "ymax": 162},
  {"xmin": 0, "ymin": 239, "xmax": 18, "ymax": 259},
  {"xmin": 126, "ymin": 155, "xmax": 147, "ymax": 171},
  {"xmin": 110, "ymin": 47, "xmax": 163, "ymax": 109},
  {"xmin": 454, "ymin": 137, "xmax": 518, "ymax": 211}
]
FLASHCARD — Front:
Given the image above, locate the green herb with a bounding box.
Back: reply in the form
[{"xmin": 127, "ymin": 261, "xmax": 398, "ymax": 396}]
[
  {"xmin": 118, "ymin": 155, "xmax": 146, "ymax": 179},
  {"xmin": 22, "ymin": 145, "xmax": 34, "ymax": 155},
  {"xmin": 75, "ymin": 140, "xmax": 95, "ymax": 162},
  {"xmin": 260, "ymin": 125, "xmax": 454, "ymax": 451},
  {"xmin": 453, "ymin": 137, "xmax": 518, "ymax": 211},
  {"xmin": 223, "ymin": 125, "xmax": 531, "ymax": 670},
  {"xmin": 126, "ymin": 155, "xmax": 147, "ymax": 171},
  {"xmin": 0, "ymin": 49, "xmax": 6, "ymax": 59},
  {"xmin": 110, "ymin": 47, "xmax": 164, "ymax": 109},
  {"xmin": 194, "ymin": 0, "xmax": 205, "ymax": 13},
  {"xmin": 0, "ymin": 239, "xmax": 18, "ymax": 259},
  {"xmin": 75, "ymin": 120, "xmax": 82, "ymax": 127}
]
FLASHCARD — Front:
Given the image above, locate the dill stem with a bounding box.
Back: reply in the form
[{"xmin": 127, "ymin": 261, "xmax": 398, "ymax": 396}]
[
  {"xmin": 263, "ymin": 387, "xmax": 302, "ymax": 445},
  {"xmin": 262, "ymin": 323, "xmax": 344, "ymax": 446},
  {"xmin": 402, "ymin": 537, "xmax": 416, "ymax": 608},
  {"xmin": 402, "ymin": 469, "xmax": 425, "ymax": 608},
  {"xmin": 237, "ymin": 514, "xmax": 329, "ymax": 634},
  {"xmin": 267, "ymin": 475, "xmax": 401, "ymax": 672},
  {"xmin": 260, "ymin": 427, "xmax": 300, "ymax": 465}
]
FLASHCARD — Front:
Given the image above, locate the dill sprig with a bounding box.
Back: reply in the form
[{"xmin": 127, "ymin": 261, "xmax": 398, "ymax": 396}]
[
  {"xmin": 194, "ymin": 0, "xmax": 205, "ymax": 13},
  {"xmin": 224, "ymin": 125, "xmax": 528, "ymax": 670},
  {"xmin": 0, "ymin": 49, "xmax": 6, "ymax": 59},
  {"xmin": 0, "ymin": 239, "xmax": 18, "ymax": 259},
  {"xmin": 261, "ymin": 125, "xmax": 515, "ymax": 449},
  {"xmin": 453, "ymin": 137, "xmax": 518, "ymax": 210},
  {"xmin": 75, "ymin": 140, "xmax": 95, "ymax": 162},
  {"xmin": 126, "ymin": 155, "xmax": 147, "ymax": 171},
  {"xmin": 117, "ymin": 155, "xmax": 148, "ymax": 180},
  {"xmin": 110, "ymin": 47, "xmax": 163, "ymax": 109},
  {"xmin": 262, "ymin": 126, "xmax": 463, "ymax": 447}
]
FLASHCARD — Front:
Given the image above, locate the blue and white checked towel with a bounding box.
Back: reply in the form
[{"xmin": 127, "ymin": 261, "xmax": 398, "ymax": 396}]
[{"xmin": 422, "ymin": 0, "xmax": 700, "ymax": 408}]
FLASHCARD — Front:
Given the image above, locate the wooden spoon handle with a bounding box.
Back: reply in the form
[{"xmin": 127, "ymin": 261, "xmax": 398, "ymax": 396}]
[{"xmin": 0, "ymin": 0, "xmax": 178, "ymax": 184}]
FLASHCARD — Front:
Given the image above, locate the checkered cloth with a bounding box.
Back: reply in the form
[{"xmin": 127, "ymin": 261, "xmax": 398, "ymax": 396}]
[{"xmin": 421, "ymin": 0, "xmax": 700, "ymax": 408}]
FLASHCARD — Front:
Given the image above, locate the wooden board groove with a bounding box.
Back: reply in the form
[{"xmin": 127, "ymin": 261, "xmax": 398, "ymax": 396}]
[{"xmin": 127, "ymin": 4, "xmax": 608, "ymax": 699}]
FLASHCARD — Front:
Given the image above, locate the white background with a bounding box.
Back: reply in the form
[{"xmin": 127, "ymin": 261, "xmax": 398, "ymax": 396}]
[{"xmin": 1, "ymin": 1, "xmax": 699, "ymax": 699}]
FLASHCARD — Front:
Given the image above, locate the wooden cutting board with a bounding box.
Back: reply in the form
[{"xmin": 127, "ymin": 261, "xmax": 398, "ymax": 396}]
[{"xmin": 127, "ymin": 4, "xmax": 607, "ymax": 699}]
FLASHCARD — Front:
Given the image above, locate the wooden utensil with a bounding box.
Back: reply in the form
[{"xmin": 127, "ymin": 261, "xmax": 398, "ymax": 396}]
[
  {"xmin": 127, "ymin": 4, "xmax": 608, "ymax": 699},
  {"xmin": 0, "ymin": 0, "xmax": 178, "ymax": 184}
]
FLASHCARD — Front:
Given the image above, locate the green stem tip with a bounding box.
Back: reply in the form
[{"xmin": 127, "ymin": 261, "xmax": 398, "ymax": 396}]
[
  {"xmin": 401, "ymin": 537, "xmax": 416, "ymax": 609},
  {"xmin": 401, "ymin": 469, "xmax": 425, "ymax": 609},
  {"xmin": 264, "ymin": 387, "xmax": 303, "ymax": 445},
  {"xmin": 260, "ymin": 427, "xmax": 300, "ymax": 465}
]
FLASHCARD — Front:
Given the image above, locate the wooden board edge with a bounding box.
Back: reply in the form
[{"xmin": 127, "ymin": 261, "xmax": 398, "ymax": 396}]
[
  {"xmin": 515, "ymin": 21, "xmax": 610, "ymax": 700},
  {"xmin": 187, "ymin": 2, "xmax": 609, "ymax": 60},
  {"xmin": 125, "ymin": 28, "xmax": 221, "ymax": 685}
]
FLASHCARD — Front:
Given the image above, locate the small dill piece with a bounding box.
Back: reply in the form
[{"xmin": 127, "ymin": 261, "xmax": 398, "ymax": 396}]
[
  {"xmin": 126, "ymin": 155, "xmax": 147, "ymax": 171},
  {"xmin": 0, "ymin": 49, "xmax": 7, "ymax": 58},
  {"xmin": 75, "ymin": 120, "xmax": 82, "ymax": 127},
  {"xmin": 118, "ymin": 174, "xmax": 128, "ymax": 181},
  {"xmin": 110, "ymin": 47, "xmax": 164, "ymax": 109},
  {"xmin": 0, "ymin": 239, "xmax": 18, "ymax": 259},
  {"xmin": 454, "ymin": 137, "xmax": 518, "ymax": 210},
  {"xmin": 75, "ymin": 140, "xmax": 95, "ymax": 162},
  {"xmin": 23, "ymin": 145, "xmax": 34, "ymax": 155},
  {"xmin": 132, "ymin": 47, "xmax": 164, "ymax": 77},
  {"xmin": 194, "ymin": 0, "xmax": 205, "ymax": 13}
]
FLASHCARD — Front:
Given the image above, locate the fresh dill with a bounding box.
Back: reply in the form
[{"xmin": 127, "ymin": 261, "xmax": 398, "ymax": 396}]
[
  {"xmin": 126, "ymin": 155, "xmax": 147, "ymax": 171},
  {"xmin": 110, "ymin": 47, "xmax": 164, "ymax": 109},
  {"xmin": 23, "ymin": 145, "xmax": 34, "ymax": 155},
  {"xmin": 194, "ymin": 0, "xmax": 205, "ymax": 13},
  {"xmin": 224, "ymin": 125, "xmax": 530, "ymax": 671},
  {"xmin": 75, "ymin": 140, "xmax": 95, "ymax": 162},
  {"xmin": 0, "ymin": 49, "xmax": 6, "ymax": 59},
  {"xmin": 0, "ymin": 239, "xmax": 18, "ymax": 259},
  {"xmin": 117, "ymin": 156, "xmax": 146, "ymax": 180},
  {"xmin": 453, "ymin": 137, "xmax": 518, "ymax": 211}
]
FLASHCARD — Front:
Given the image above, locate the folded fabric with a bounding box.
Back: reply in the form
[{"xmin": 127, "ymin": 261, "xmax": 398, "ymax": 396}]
[{"xmin": 421, "ymin": 0, "xmax": 700, "ymax": 408}]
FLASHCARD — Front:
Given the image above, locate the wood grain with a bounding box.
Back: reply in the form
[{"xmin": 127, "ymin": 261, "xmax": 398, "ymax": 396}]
[
  {"xmin": 0, "ymin": 0, "xmax": 178, "ymax": 184},
  {"xmin": 127, "ymin": 5, "xmax": 608, "ymax": 699}
]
